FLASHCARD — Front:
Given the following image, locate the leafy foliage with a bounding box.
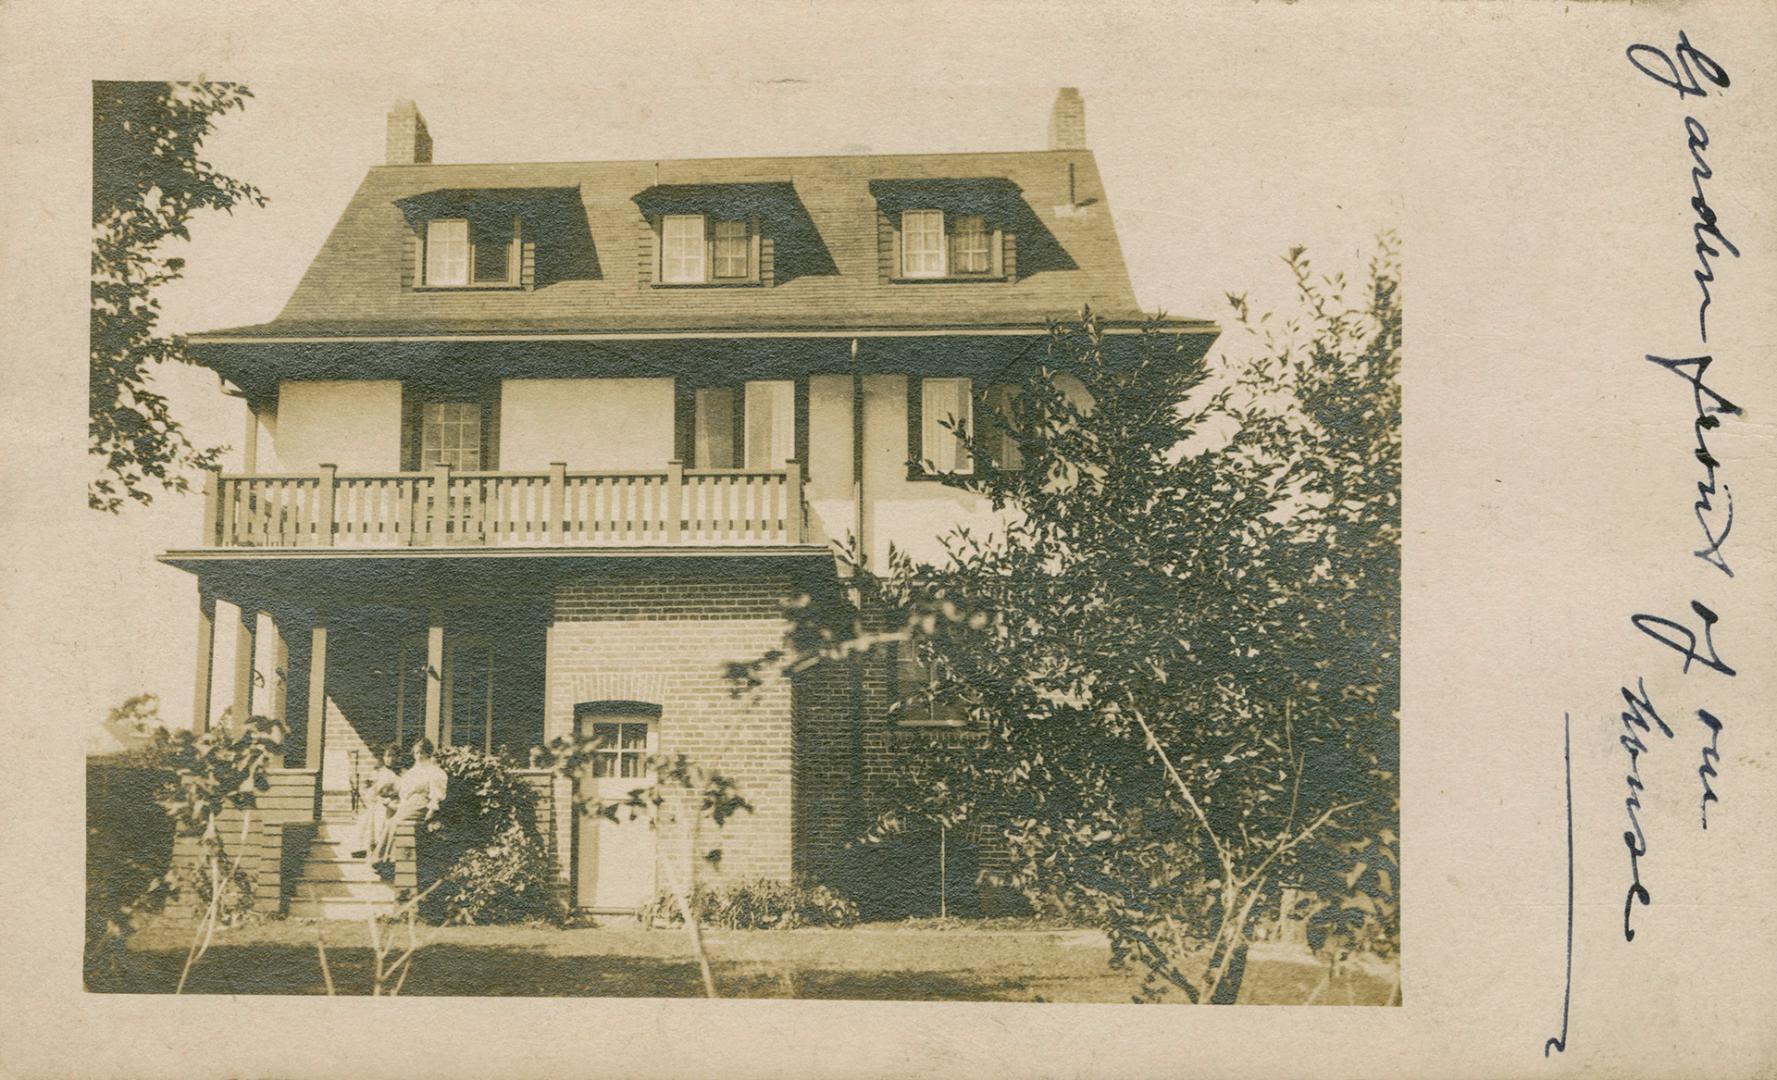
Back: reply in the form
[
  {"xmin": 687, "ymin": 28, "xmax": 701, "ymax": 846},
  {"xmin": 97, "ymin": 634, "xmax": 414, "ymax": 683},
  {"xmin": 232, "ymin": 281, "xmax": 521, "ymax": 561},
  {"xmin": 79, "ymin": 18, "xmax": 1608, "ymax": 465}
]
[
  {"xmin": 761, "ymin": 237, "xmax": 1401, "ymax": 1002},
  {"xmin": 91, "ymin": 81, "xmax": 266, "ymax": 512},
  {"xmin": 425, "ymin": 746, "xmax": 563, "ymax": 925},
  {"xmin": 641, "ymin": 877, "xmax": 860, "ymax": 930},
  {"xmin": 83, "ymin": 695, "xmax": 287, "ymax": 990},
  {"xmin": 85, "ymin": 755, "xmax": 175, "ymax": 984}
]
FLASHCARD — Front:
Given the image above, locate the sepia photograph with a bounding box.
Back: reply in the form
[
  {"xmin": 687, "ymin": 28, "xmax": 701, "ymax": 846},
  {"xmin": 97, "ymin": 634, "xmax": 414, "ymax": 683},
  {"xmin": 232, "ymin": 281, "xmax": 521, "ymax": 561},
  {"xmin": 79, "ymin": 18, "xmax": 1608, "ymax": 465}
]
[
  {"xmin": 7, "ymin": 2, "xmax": 1768, "ymax": 1076},
  {"xmin": 83, "ymin": 62, "xmax": 1399, "ymax": 1004}
]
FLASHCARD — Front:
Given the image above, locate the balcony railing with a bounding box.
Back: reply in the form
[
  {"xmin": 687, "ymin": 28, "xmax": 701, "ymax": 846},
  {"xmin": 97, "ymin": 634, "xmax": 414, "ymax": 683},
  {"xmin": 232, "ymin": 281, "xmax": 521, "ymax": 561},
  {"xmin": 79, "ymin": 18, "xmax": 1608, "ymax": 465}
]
[{"xmin": 199, "ymin": 462, "xmax": 806, "ymax": 549}]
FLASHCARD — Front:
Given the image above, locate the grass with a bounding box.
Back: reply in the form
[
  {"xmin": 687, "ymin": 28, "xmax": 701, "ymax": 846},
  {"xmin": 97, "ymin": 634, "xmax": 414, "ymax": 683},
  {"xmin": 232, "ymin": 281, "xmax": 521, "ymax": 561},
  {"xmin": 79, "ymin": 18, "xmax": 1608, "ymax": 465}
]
[{"xmin": 92, "ymin": 915, "xmax": 1397, "ymax": 1003}]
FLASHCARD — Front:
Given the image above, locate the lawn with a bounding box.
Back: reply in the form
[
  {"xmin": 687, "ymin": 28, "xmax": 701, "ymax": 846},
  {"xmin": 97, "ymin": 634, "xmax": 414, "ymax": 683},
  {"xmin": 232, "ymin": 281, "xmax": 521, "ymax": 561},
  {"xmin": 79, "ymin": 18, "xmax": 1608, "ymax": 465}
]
[{"xmin": 93, "ymin": 916, "xmax": 1397, "ymax": 1004}]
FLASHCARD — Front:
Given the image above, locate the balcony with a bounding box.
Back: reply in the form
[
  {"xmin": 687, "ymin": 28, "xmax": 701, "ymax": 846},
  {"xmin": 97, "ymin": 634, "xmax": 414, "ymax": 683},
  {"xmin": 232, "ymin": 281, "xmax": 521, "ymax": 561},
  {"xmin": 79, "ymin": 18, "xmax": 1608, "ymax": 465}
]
[{"xmin": 197, "ymin": 462, "xmax": 807, "ymax": 550}]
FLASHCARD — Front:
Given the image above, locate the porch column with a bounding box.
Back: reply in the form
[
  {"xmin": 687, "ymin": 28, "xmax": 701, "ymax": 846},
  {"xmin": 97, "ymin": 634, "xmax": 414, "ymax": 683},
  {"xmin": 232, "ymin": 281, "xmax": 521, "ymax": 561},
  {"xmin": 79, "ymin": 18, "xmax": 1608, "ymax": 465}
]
[
  {"xmin": 191, "ymin": 588, "xmax": 216, "ymax": 734},
  {"xmin": 423, "ymin": 612, "xmax": 445, "ymax": 746},
  {"xmin": 231, "ymin": 603, "xmax": 257, "ymax": 732},
  {"xmin": 242, "ymin": 404, "xmax": 258, "ymax": 475},
  {"xmin": 253, "ymin": 613, "xmax": 289, "ymax": 729},
  {"xmin": 304, "ymin": 620, "xmax": 329, "ymax": 771}
]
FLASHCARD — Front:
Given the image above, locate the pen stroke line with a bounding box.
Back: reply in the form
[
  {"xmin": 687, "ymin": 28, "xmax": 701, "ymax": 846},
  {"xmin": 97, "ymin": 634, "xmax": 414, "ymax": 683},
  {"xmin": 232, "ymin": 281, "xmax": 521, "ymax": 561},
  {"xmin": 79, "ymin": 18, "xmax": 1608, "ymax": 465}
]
[{"xmin": 1545, "ymin": 710, "xmax": 1574, "ymax": 1058}]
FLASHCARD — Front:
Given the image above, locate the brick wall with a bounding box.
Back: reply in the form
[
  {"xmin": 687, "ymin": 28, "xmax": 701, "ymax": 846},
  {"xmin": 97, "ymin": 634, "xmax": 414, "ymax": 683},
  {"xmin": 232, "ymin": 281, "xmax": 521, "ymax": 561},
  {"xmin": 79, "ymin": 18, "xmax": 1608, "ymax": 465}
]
[{"xmin": 548, "ymin": 574, "xmax": 801, "ymax": 887}]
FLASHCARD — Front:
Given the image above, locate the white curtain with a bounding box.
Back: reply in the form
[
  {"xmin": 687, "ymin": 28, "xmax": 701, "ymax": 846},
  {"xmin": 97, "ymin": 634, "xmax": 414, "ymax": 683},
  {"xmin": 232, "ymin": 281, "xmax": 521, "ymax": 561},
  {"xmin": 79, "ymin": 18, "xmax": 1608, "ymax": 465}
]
[
  {"xmin": 922, "ymin": 378, "xmax": 973, "ymax": 473},
  {"xmin": 744, "ymin": 380, "xmax": 795, "ymax": 470}
]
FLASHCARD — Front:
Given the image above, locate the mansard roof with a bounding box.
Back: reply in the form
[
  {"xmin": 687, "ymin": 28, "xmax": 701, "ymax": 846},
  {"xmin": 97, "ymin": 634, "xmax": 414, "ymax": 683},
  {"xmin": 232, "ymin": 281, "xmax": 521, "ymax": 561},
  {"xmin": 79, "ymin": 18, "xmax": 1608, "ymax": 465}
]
[{"xmin": 192, "ymin": 149, "xmax": 1214, "ymax": 342}]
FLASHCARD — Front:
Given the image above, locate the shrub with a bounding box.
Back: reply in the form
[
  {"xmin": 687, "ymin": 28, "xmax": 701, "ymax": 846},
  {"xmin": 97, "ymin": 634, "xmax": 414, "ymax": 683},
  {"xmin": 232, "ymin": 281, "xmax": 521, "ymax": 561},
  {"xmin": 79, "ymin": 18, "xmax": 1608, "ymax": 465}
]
[
  {"xmin": 643, "ymin": 877, "xmax": 859, "ymax": 930},
  {"xmin": 85, "ymin": 756, "xmax": 175, "ymax": 983},
  {"xmin": 425, "ymin": 746, "xmax": 563, "ymax": 925}
]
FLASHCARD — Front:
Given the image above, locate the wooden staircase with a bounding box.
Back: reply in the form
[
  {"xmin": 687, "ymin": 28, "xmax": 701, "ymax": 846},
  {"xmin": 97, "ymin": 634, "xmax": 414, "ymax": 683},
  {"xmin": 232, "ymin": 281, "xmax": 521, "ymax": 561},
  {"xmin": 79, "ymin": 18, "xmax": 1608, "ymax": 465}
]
[{"xmin": 286, "ymin": 817, "xmax": 417, "ymax": 921}]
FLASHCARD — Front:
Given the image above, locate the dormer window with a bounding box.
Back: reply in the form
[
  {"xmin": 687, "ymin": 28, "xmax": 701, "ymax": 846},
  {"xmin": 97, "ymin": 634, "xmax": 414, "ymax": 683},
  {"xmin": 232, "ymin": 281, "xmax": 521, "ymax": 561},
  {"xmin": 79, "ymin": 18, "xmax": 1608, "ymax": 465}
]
[
  {"xmin": 422, "ymin": 215, "xmax": 521, "ymax": 288},
  {"xmin": 871, "ymin": 178, "xmax": 1023, "ymax": 284},
  {"xmin": 713, "ymin": 219, "xmax": 750, "ymax": 279},
  {"xmin": 425, "ymin": 219, "xmax": 469, "ymax": 286},
  {"xmin": 662, "ymin": 214, "xmax": 706, "ymax": 283},
  {"xmin": 901, "ymin": 210, "xmax": 946, "ymax": 278},
  {"xmin": 951, "ymin": 214, "xmax": 993, "ymax": 274},
  {"xmin": 658, "ymin": 213, "xmax": 756, "ymax": 285}
]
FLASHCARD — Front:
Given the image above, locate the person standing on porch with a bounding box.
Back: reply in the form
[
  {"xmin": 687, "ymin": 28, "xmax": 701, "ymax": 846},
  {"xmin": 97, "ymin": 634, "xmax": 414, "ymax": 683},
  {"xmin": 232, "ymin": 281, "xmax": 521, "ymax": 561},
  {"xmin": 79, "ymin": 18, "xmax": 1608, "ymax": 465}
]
[
  {"xmin": 373, "ymin": 738, "xmax": 448, "ymax": 876},
  {"xmin": 348, "ymin": 743, "xmax": 401, "ymax": 861}
]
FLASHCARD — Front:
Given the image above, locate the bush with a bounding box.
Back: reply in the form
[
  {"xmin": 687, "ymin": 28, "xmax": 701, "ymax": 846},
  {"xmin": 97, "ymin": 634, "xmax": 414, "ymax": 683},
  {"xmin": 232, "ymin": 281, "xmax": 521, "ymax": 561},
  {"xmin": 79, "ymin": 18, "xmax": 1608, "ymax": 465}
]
[
  {"xmin": 643, "ymin": 877, "xmax": 859, "ymax": 930},
  {"xmin": 425, "ymin": 746, "xmax": 563, "ymax": 925},
  {"xmin": 85, "ymin": 757, "xmax": 176, "ymax": 982}
]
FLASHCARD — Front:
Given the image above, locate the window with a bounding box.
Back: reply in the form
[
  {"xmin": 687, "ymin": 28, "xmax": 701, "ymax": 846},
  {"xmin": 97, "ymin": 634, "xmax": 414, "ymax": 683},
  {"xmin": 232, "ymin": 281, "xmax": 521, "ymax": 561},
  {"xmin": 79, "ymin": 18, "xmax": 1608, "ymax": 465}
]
[
  {"xmin": 425, "ymin": 219, "xmax": 470, "ymax": 286},
  {"xmin": 983, "ymin": 385, "xmax": 1024, "ymax": 470},
  {"xmin": 694, "ymin": 387, "xmax": 739, "ymax": 469},
  {"xmin": 588, "ymin": 721, "xmax": 650, "ymax": 778},
  {"xmin": 471, "ymin": 219, "xmax": 514, "ymax": 283},
  {"xmin": 952, "ymin": 214, "xmax": 992, "ymax": 274},
  {"xmin": 713, "ymin": 218, "xmax": 750, "ymax": 279},
  {"xmin": 691, "ymin": 382, "xmax": 794, "ymax": 469},
  {"xmin": 662, "ymin": 214, "xmax": 706, "ymax": 283},
  {"xmin": 421, "ymin": 401, "xmax": 483, "ymax": 470},
  {"xmin": 901, "ymin": 209, "xmax": 946, "ymax": 278},
  {"xmin": 920, "ymin": 378, "xmax": 973, "ymax": 474},
  {"xmin": 895, "ymin": 645, "xmax": 970, "ymax": 727},
  {"xmin": 423, "ymin": 216, "xmax": 520, "ymax": 287},
  {"xmin": 743, "ymin": 380, "xmax": 795, "ymax": 470}
]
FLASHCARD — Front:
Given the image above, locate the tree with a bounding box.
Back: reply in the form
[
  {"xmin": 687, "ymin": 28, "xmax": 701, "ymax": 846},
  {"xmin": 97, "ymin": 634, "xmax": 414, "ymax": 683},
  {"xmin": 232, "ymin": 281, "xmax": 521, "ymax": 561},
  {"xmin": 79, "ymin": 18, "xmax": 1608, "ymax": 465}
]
[
  {"xmin": 91, "ymin": 81, "xmax": 265, "ymax": 512},
  {"xmin": 758, "ymin": 236, "xmax": 1401, "ymax": 1003}
]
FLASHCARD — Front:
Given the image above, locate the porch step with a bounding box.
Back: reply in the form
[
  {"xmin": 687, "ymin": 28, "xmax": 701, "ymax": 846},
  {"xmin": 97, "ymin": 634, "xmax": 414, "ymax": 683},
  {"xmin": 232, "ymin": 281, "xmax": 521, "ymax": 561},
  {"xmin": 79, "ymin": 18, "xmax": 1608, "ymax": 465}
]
[
  {"xmin": 291, "ymin": 878, "xmax": 403, "ymax": 901},
  {"xmin": 288, "ymin": 897, "xmax": 398, "ymax": 921},
  {"xmin": 298, "ymin": 856, "xmax": 387, "ymax": 883}
]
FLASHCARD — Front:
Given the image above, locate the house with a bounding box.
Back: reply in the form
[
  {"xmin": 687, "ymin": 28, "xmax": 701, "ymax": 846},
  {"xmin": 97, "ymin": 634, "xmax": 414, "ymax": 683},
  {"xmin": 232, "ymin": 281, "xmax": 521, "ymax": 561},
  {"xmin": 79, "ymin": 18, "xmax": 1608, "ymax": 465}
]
[{"xmin": 160, "ymin": 89, "xmax": 1220, "ymax": 918}]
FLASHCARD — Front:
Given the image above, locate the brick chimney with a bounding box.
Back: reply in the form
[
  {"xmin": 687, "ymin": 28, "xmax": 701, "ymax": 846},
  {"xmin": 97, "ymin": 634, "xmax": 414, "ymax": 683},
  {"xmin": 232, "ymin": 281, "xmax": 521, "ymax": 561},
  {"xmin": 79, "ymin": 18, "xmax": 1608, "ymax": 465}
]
[
  {"xmin": 1048, "ymin": 87, "xmax": 1086, "ymax": 150},
  {"xmin": 386, "ymin": 101, "xmax": 432, "ymax": 165}
]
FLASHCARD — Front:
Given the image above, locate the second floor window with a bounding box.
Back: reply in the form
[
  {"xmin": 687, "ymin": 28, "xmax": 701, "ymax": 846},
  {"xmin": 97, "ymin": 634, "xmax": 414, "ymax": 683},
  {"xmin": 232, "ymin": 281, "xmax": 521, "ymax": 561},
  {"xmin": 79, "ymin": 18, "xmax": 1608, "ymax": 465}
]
[
  {"xmin": 662, "ymin": 214, "xmax": 706, "ymax": 283},
  {"xmin": 421, "ymin": 401, "xmax": 483, "ymax": 470},
  {"xmin": 901, "ymin": 209, "xmax": 946, "ymax": 278},
  {"xmin": 692, "ymin": 381, "xmax": 794, "ymax": 469},
  {"xmin": 920, "ymin": 377, "xmax": 973, "ymax": 474}
]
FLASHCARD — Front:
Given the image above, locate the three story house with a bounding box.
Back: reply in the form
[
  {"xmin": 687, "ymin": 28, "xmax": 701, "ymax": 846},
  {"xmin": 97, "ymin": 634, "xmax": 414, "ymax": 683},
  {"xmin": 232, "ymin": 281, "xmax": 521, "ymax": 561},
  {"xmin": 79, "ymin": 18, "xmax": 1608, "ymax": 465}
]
[{"xmin": 161, "ymin": 89, "xmax": 1219, "ymax": 917}]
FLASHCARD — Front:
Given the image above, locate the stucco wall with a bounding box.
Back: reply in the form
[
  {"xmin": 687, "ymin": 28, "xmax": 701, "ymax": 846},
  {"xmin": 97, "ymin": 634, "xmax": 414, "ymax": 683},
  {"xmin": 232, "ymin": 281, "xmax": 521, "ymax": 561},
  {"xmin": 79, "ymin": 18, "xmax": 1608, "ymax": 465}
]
[
  {"xmin": 859, "ymin": 374, "xmax": 1011, "ymax": 568},
  {"xmin": 499, "ymin": 378, "xmax": 675, "ymax": 471},
  {"xmin": 273, "ymin": 380, "xmax": 403, "ymax": 472}
]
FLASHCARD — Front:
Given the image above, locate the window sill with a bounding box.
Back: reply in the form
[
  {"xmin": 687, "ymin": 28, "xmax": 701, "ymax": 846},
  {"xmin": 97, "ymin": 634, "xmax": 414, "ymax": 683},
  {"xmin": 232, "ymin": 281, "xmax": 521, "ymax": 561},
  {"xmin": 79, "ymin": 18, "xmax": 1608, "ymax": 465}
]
[
  {"xmin": 649, "ymin": 280, "xmax": 765, "ymax": 289},
  {"xmin": 889, "ymin": 275, "xmax": 1009, "ymax": 285},
  {"xmin": 905, "ymin": 466, "xmax": 975, "ymax": 483},
  {"xmin": 413, "ymin": 282, "xmax": 525, "ymax": 292}
]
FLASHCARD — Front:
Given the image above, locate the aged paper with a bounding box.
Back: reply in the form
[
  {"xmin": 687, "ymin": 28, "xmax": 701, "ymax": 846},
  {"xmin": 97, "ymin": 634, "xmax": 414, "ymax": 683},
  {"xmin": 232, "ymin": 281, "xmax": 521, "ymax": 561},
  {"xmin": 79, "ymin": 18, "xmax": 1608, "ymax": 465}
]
[{"xmin": 1, "ymin": 1, "xmax": 1773, "ymax": 1077}]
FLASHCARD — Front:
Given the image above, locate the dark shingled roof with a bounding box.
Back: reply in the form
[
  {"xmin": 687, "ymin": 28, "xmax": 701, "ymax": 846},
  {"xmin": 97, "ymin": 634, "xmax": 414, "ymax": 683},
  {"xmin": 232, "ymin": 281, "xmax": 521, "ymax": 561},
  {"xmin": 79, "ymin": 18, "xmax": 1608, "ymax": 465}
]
[{"xmin": 194, "ymin": 149, "xmax": 1214, "ymax": 341}]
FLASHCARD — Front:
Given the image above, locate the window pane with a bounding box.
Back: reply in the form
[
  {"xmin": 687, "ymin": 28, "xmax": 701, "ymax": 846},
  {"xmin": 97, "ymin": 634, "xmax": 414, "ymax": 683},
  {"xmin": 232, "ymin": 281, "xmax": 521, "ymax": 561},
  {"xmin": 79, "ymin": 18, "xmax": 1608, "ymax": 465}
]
[
  {"xmin": 426, "ymin": 220, "xmax": 469, "ymax": 286},
  {"xmin": 662, "ymin": 215, "xmax": 706, "ymax": 283},
  {"xmin": 471, "ymin": 218, "xmax": 514, "ymax": 283},
  {"xmin": 620, "ymin": 752, "xmax": 642, "ymax": 779},
  {"xmin": 902, "ymin": 210, "xmax": 944, "ymax": 277},
  {"xmin": 420, "ymin": 401, "xmax": 481, "ymax": 470},
  {"xmin": 713, "ymin": 219, "xmax": 749, "ymax": 279},
  {"xmin": 592, "ymin": 723, "xmax": 619, "ymax": 751},
  {"xmin": 743, "ymin": 381, "xmax": 794, "ymax": 470},
  {"xmin": 593, "ymin": 755, "xmax": 615, "ymax": 778},
  {"xmin": 954, "ymin": 214, "xmax": 991, "ymax": 274},
  {"xmin": 621, "ymin": 723, "xmax": 647, "ymax": 750},
  {"xmin": 922, "ymin": 378, "xmax": 973, "ymax": 473},
  {"xmin": 987, "ymin": 385, "xmax": 1023, "ymax": 469},
  {"xmin": 695, "ymin": 388, "xmax": 738, "ymax": 468}
]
